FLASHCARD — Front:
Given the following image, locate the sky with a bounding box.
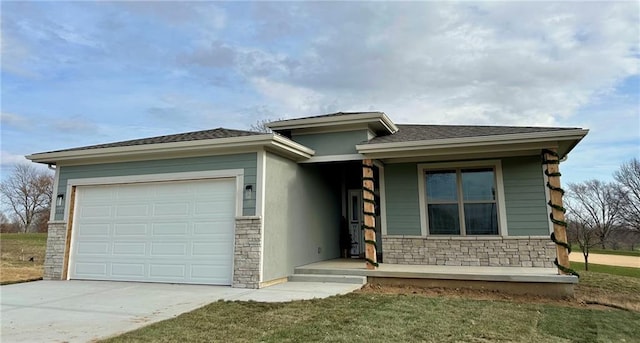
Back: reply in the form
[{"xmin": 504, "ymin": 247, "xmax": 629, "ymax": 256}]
[{"xmin": 1, "ymin": 1, "xmax": 639, "ymax": 184}]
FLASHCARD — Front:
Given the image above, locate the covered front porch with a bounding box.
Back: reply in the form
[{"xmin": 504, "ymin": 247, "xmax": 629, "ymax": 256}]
[{"xmin": 294, "ymin": 259, "xmax": 578, "ymax": 298}]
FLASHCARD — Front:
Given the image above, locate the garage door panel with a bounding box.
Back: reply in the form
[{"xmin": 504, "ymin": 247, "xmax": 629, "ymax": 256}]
[
  {"xmin": 150, "ymin": 242, "xmax": 188, "ymax": 256},
  {"xmin": 149, "ymin": 264, "xmax": 186, "ymax": 278},
  {"xmin": 152, "ymin": 223, "xmax": 189, "ymax": 235},
  {"xmin": 112, "ymin": 242, "xmax": 146, "ymax": 256},
  {"xmin": 116, "ymin": 204, "xmax": 150, "ymax": 217},
  {"xmin": 194, "ymin": 202, "xmax": 233, "ymax": 215},
  {"xmin": 111, "ymin": 263, "xmax": 145, "ymax": 277},
  {"xmin": 193, "ymin": 221, "xmax": 234, "ymax": 234},
  {"xmin": 114, "ymin": 223, "xmax": 147, "ymax": 236},
  {"xmin": 76, "ymin": 224, "xmax": 111, "ymax": 237},
  {"xmin": 79, "ymin": 206, "xmax": 112, "ymax": 219},
  {"xmin": 75, "ymin": 262, "xmax": 107, "ymax": 276},
  {"xmin": 192, "ymin": 242, "xmax": 233, "ymax": 256},
  {"xmin": 70, "ymin": 178, "xmax": 236, "ymax": 285},
  {"xmin": 76, "ymin": 242, "xmax": 109, "ymax": 255},
  {"xmin": 116, "ymin": 184, "xmax": 153, "ymax": 199},
  {"xmin": 191, "ymin": 265, "xmax": 230, "ymax": 281},
  {"xmin": 152, "ymin": 202, "xmax": 191, "ymax": 216}
]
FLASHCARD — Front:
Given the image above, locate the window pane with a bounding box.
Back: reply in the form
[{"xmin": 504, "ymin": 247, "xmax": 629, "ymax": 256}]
[
  {"xmin": 428, "ymin": 204, "xmax": 460, "ymax": 234},
  {"xmin": 462, "ymin": 169, "xmax": 495, "ymax": 201},
  {"xmin": 464, "ymin": 203, "xmax": 498, "ymax": 235},
  {"xmin": 426, "ymin": 171, "xmax": 457, "ymax": 202}
]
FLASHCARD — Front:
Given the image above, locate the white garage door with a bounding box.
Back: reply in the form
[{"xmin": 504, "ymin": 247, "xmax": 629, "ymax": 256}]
[{"xmin": 69, "ymin": 178, "xmax": 236, "ymax": 285}]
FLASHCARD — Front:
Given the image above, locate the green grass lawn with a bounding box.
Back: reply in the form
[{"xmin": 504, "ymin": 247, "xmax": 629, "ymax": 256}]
[
  {"xmin": 0, "ymin": 233, "xmax": 47, "ymax": 284},
  {"xmin": 571, "ymin": 245, "xmax": 640, "ymax": 257},
  {"xmin": 105, "ymin": 268, "xmax": 640, "ymax": 343},
  {"xmin": 103, "ymin": 292, "xmax": 640, "ymax": 343},
  {"xmin": 571, "ymin": 261, "xmax": 640, "ymax": 278}
]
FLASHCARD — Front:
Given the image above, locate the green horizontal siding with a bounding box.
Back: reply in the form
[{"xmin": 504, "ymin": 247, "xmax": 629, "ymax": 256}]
[
  {"xmin": 502, "ymin": 155, "xmax": 549, "ymax": 236},
  {"xmin": 55, "ymin": 153, "xmax": 257, "ymax": 220},
  {"xmin": 384, "ymin": 163, "xmax": 421, "ymax": 235},
  {"xmin": 384, "ymin": 156, "xmax": 550, "ymax": 237},
  {"xmin": 291, "ymin": 130, "xmax": 369, "ymax": 156}
]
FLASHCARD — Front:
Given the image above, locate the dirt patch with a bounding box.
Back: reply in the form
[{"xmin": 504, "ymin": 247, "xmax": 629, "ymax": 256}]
[{"xmin": 357, "ymin": 283, "xmax": 640, "ymax": 312}]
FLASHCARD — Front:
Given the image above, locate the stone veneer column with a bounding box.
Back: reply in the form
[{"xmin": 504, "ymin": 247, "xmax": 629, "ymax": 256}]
[
  {"xmin": 233, "ymin": 217, "xmax": 262, "ymax": 288},
  {"xmin": 43, "ymin": 221, "xmax": 68, "ymax": 280}
]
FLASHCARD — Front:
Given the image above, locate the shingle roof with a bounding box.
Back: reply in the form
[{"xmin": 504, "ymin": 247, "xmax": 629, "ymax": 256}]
[
  {"xmin": 364, "ymin": 124, "xmax": 581, "ymax": 144},
  {"xmin": 47, "ymin": 128, "xmax": 263, "ymax": 153}
]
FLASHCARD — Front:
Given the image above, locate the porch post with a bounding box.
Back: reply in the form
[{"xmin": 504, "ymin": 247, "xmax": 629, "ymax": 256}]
[
  {"xmin": 362, "ymin": 159, "xmax": 378, "ymax": 270},
  {"xmin": 543, "ymin": 149, "xmax": 571, "ymax": 275}
]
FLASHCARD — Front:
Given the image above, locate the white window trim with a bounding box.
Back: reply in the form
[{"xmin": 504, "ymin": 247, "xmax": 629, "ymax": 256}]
[
  {"xmin": 417, "ymin": 160, "xmax": 508, "ymax": 237},
  {"xmin": 373, "ymin": 160, "xmax": 387, "ymax": 235}
]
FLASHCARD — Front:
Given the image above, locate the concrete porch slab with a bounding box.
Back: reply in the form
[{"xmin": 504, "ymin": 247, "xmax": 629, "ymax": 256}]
[
  {"xmin": 295, "ymin": 259, "xmax": 578, "ymax": 284},
  {"xmin": 295, "ymin": 259, "xmax": 577, "ymax": 298}
]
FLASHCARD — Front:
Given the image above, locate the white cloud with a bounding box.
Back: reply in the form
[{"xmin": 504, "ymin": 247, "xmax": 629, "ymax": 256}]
[
  {"xmin": 53, "ymin": 116, "xmax": 100, "ymax": 134},
  {"xmin": 231, "ymin": 2, "xmax": 638, "ymax": 126},
  {"xmin": 250, "ymin": 77, "xmax": 326, "ymax": 115},
  {"xmin": 0, "ymin": 150, "xmax": 29, "ymax": 166},
  {"xmin": 0, "ymin": 112, "xmax": 32, "ymax": 130}
]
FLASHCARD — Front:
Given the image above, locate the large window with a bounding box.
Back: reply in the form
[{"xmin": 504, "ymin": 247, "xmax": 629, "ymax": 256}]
[{"xmin": 422, "ymin": 165, "xmax": 500, "ymax": 235}]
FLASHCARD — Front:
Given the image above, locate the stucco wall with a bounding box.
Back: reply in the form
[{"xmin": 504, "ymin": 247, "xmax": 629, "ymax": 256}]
[{"xmin": 262, "ymin": 153, "xmax": 341, "ymax": 282}]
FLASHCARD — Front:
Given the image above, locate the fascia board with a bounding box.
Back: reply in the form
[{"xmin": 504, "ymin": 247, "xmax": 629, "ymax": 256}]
[
  {"xmin": 267, "ymin": 112, "xmax": 398, "ymax": 134},
  {"xmin": 356, "ymin": 129, "xmax": 588, "ymax": 153},
  {"xmin": 27, "ymin": 134, "xmax": 315, "ymax": 164}
]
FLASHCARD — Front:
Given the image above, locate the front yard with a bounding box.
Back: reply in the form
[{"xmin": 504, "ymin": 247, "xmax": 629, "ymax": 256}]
[
  {"xmin": 103, "ymin": 282, "xmax": 640, "ymax": 343},
  {"xmin": 2, "ymin": 233, "xmax": 639, "ymax": 342}
]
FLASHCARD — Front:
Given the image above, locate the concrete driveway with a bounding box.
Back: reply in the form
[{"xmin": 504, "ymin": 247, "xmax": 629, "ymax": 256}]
[{"xmin": 1, "ymin": 280, "xmax": 362, "ymax": 343}]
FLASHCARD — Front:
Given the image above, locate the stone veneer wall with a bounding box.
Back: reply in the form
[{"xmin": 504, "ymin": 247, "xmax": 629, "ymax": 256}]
[
  {"xmin": 44, "ymin": 221, "xmax": 68, "ymax": 280},
  {"xmin": 233, "ymin": 217, "xmax": 262, "ymax": 288},
  {"xmin": 382, "ymin": 236, "xmax": 555, "ymax": 268}
]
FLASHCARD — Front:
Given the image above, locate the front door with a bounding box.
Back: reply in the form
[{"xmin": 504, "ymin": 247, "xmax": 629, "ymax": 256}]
[{"xmin": 347, "ymin": 189, "xmax": 363, "ymax": 258}]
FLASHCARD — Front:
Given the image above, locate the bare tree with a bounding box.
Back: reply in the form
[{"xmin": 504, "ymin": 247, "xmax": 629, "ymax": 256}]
[
  {"xmin": 566, "ymin": 214, "xmax": 601, "ymax": 270},
  {"xmin": 614, "ymin": 158, "xmax": 640, "ymax": 232},
  {"xmin": 566, "ymin": 180, "xmax": 625, "ymax": 251},
  {"xmin": 249, "ymin": 118, "xmax": 284, "ymax": 133},
  {"xmin": 0, "ymin": 163, "xmax": 54, "ymax": 233}
]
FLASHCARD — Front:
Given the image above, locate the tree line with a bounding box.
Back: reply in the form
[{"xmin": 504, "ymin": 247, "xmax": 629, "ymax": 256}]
[
  {"xmin": 566, "ymin": 158, "xmax": 640, "ymax": 270},
  {"xmin": 0, "ymin": 164, "xmax": 53, "ymax": 233}
]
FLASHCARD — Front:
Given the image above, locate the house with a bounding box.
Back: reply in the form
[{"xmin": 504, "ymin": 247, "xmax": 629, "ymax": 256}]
[{"xmin": 27, "ymin": 112, "xmax": 588, "ymax": 289}]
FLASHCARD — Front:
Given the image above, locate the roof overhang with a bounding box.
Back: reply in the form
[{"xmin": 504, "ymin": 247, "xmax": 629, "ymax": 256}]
[
  {"xmin": 267, "ymin": 112, "xmax": 399, "ymax": 135},
  {"xmin": 356, "ymin": 129, "xmax": 589, "ymax": 161},
  {"xmin": 26, "ymin": 134, "xmax": 315, "ymax": 166}
]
